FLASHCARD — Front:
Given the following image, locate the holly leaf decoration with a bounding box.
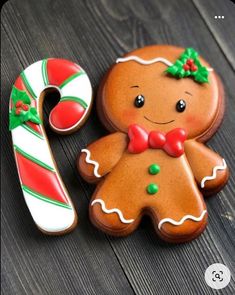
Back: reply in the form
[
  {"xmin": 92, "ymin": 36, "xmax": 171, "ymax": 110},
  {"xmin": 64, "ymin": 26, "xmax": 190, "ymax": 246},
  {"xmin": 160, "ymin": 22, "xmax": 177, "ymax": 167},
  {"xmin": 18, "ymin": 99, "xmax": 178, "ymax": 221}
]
[
  {"xmin": 193, "ymin": 66, "xmax": 209, "ymax": 83},
  {"xmin": 26, "ymin": 108, "xmax": 41, "ymax": 124},
  {"xmin": 166, "ymin": 48, "xmax": 209, "ymax": 83},
  {"xmin": 9, "ymin": 113, "xmax": 23, "ymax": 130},
  {"xmin": 9, "ymin": 87, "xmax": 42, "ymax": 130},
  {"xmin": 11, "ymin": 86, "xmax": 31, "ymax": 104}
]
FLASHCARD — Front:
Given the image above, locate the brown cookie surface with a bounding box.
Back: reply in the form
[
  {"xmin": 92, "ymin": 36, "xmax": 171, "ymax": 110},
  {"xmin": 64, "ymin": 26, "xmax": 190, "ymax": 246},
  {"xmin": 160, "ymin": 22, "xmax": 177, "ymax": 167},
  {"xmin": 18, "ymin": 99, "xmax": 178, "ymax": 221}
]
[{"xmin": 79, "ymin": 45, "xmax": 229, "ymax": 243}]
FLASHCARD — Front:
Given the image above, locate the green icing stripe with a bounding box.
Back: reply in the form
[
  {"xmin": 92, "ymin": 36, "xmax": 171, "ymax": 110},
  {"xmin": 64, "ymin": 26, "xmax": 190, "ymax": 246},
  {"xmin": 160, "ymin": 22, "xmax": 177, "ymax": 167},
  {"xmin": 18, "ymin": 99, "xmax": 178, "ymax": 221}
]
[
  {"xmin": 14, "ymin": 145, "xmax": 54, "ymax": 172},
  {"xmin": 42, "ymin": 59, "xmax": 49, "ymax": 86},
  {"xmin": 60, "ymin": 96, "xmax": 88, "ymax": 109},
  {"xmin": 22, "ymin": 124, "xmax": 44, "ymax": 140},
  {"xmin": 22, "ymin": 185, "xmax": 72, "ymax": 210},
  {"xmin": 59, "ymin": 71, "xmax": 85, "ymax": 89},
  {"xmin": 20, "ymin": 71, "xmax": 37, "ymax": 99}
]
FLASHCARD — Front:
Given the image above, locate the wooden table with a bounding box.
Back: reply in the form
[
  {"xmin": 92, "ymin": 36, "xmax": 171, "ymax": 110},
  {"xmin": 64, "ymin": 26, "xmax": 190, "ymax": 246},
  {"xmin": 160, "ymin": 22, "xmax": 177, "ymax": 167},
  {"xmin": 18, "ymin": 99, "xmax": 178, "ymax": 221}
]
[{"xmin": 1, "ymin": 0, "xmax": 235, "ymax": 294}]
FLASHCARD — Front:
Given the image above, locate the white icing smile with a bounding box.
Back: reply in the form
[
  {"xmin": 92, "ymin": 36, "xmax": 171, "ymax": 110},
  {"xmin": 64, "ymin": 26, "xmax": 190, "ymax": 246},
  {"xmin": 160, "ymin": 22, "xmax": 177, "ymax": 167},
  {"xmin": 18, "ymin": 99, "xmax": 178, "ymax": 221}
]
[
  {"xmin": 91, "ymin": 199, "xmax": 134, "ymax": 224},
  {"xmin": 158, "ymin": 210, "xmax": 207, "ymax": 230}
]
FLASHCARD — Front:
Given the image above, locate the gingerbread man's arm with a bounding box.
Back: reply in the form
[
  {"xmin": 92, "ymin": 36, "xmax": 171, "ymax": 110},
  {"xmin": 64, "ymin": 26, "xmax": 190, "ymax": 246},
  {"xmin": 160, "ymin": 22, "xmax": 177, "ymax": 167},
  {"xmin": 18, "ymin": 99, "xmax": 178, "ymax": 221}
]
[
  {"xmin": 78, "ymin": 132, "xmax": 127, "ymax": 183},
  {"xmin": 184, "ymin": 140, "xmax": 229, "ymax": 195}
]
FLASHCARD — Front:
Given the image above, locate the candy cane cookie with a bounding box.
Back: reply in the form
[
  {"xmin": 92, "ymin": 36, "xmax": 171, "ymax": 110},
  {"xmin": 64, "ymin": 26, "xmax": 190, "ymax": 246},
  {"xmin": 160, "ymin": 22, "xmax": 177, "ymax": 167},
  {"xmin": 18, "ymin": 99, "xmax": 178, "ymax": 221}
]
[{"xmin": 9, "ymin": 58, "xmax": 93, "ymax": 234}]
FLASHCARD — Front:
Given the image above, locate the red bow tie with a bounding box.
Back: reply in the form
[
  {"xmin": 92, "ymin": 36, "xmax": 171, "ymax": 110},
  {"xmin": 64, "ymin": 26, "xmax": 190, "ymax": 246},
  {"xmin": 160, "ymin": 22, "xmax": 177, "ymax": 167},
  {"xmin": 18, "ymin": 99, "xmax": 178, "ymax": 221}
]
[{"xmin": 128, "ymin": 124, "xmax": 187, "ymax": 157}]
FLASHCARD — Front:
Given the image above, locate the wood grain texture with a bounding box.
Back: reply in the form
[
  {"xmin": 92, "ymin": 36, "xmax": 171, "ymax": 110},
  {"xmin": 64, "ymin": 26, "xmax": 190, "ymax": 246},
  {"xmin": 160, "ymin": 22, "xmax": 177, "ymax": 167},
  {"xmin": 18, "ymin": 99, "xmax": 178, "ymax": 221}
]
[
  {"xmin": 1, "ymin": 0, "xmax": 235, "ymax": 294},
  {"xmin": 193, "ymin": 0, "xmax": 235, "ymax": 71}
]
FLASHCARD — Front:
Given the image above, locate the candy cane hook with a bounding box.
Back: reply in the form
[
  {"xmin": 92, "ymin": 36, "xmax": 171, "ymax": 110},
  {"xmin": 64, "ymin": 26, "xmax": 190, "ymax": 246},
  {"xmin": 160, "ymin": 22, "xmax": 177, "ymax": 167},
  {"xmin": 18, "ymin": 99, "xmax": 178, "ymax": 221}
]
[{"xmin": 9, "ymin": 58, "xmax": 93, "ymax": 234}]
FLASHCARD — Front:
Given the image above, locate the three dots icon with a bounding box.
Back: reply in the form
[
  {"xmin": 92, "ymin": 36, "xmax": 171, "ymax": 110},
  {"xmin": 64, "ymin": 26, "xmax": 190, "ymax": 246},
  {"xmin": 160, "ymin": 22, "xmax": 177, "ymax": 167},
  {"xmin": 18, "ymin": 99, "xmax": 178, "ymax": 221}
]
[{"xmin": 214, "ymin": 16, "xmax": 225, "ymax": 19}]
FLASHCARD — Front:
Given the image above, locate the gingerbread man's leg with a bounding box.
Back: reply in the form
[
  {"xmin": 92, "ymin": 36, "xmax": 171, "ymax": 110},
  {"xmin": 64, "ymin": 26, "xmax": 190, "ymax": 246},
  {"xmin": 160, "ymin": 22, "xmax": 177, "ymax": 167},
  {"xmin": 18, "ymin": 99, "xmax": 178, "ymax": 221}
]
[
  {"xmin": 148, "ymin": 186, "xmax": 207, "ymax": 243},
  {"xmin": 89, "ymin": 178, "xmax": 142, "ymax": 236}
]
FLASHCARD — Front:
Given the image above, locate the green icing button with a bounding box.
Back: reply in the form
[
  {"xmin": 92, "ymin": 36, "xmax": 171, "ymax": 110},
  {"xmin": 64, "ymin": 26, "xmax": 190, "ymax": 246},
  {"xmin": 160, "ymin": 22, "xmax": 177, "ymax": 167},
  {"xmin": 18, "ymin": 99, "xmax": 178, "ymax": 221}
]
[
  {"xmin": 147, "ymin": 183, "xmax": 159, "ymax": 195},
  {"xmin": 149, "ymin": 164, "xmax": 160, "ymax": 175}
]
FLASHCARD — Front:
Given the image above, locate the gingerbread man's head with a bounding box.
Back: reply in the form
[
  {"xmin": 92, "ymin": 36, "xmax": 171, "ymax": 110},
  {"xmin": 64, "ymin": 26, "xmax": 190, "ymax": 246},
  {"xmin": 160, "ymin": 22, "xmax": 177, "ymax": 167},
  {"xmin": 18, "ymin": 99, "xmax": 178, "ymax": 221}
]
[{"xmin": 98, "ymin": 45, "xmax": 224, "ymax": 141}]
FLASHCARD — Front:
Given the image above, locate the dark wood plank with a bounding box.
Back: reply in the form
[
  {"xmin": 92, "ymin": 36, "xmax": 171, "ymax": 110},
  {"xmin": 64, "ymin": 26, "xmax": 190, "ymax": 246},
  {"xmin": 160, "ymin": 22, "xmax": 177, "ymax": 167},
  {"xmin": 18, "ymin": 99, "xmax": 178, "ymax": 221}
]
[
  {"xmin": 193, "ymin": 0, "xmax": 235, "ymax": 71},
  {"xmin": 1, "ymin": 0, "xmax": 235, "ymax": 294}
]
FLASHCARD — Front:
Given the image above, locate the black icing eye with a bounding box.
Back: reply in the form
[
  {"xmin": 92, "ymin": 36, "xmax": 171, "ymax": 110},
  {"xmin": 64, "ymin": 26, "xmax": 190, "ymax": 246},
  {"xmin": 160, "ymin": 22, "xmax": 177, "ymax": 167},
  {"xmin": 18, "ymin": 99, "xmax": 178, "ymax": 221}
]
[
  {"xmin": 176, "ymin": 99, "xmax": 186, "ymax": 112},
  {"xmin": 134, "ymin": 95, "xmax": 145, "ymax": 108}
]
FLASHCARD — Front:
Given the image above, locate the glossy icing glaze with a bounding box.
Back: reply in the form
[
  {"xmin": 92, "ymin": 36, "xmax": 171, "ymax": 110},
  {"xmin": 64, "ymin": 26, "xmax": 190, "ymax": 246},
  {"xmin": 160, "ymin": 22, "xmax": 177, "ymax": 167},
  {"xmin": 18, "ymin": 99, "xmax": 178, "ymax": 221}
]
[
  {"xmin": 79, "ymin": 45, "xmax": 229, "ymax": 242},
  {"xmin": 81, "ymin": 149, "xmax": 101, "ymax": 178},
  {"xmin": 10, "ymin": 58, "xmax": 93, "ymax": 234},
  {"xmin": 201, "ymin": 159, "xmax": 227, "ymax": 188}
]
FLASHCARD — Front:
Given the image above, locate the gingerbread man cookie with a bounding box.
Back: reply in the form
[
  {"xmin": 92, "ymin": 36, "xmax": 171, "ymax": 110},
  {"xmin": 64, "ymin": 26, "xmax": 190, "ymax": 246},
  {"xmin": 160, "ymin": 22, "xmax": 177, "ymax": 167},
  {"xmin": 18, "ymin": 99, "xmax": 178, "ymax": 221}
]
[
  {"xmin": 78, "ymin": 46, "xmax": 229, "ymax": 243},
  {"xmin": 10, "ymin": 58, "xmax": 92, "ymax": 234}
]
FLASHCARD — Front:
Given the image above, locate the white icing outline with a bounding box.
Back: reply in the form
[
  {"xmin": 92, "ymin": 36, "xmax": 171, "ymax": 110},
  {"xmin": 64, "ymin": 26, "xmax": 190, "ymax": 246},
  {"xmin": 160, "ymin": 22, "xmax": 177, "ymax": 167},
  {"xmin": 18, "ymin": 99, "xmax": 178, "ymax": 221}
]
[
  {"xmin": 116, "ymin": 55, "xmax": 213, "ymax": 71},
  {"xmin": 201, "ymin": 159, "xmax": 227, "ymax": 188},
  {"xmin": 81, "ymin": 149, "xmax": 101, "ymax": 178},
  {"xmin": 10, "ymin": 59, "xmax": 93, "ymax": 232},
  {"xmin": 116, "ymin": 56, "xmax": 173, "ymax": 66},
  {"xmin": 91, "ymin": 199, "xmax": 134, "ymax": 224},
  {"xmin": 158, "ymin": 210, "xmax": 207, "ymax": 230}
]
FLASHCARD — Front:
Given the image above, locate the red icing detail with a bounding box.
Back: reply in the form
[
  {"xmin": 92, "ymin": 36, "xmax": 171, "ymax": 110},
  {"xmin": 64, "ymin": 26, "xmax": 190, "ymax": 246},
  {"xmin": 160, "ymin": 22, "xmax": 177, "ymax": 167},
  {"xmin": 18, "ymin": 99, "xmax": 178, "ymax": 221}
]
[
  {"xmin": 128, "ymin": 124, "xmax": 149, "ymax": 153},
  {"xmin": 16, "ymin": 152, "xmax": 69, "ymax": 205},
  {"xmin": 128, "ymin": 125, "xmax": 187, "ymax": 157},
  {"xmin": 22, "ymin": 104, "xmax": 29, "ymax": 111},
  {"xmin": 11, "ymin": 76, "xmax": 36, "ymax": 110},
  {"xmin": 186, "ymin": 59, "xmax": 194, "ymax": 66},
  {"xmin": 47, "ymin": 59, "xmax": 81, "ymax": 86},
  {"xmin": 164, "ymin": 128, "xmax": 187, "ymax": 157},
  {"xmin": 183, "ymin": 64, "xmax": 190, "ymax": 71},
  {"xmin": 15, "ymin": 101, "xmax": 23, "ymax": 108},
  {"xmin": 15, "ymin": 108, "xmax": 21, "ymax": 115},
  {"xmin": 191, "ymin": 65, "xmax": 198, "ymax": 72},
  {"xmin": 10, "ymin": 77, "xmax": 27, "ymax": 110},
  {"xmin": 148, "ymin": 131, "xmax": 166, "ymax": 148},
  {"xmin": 14, "ymin": 76, "xmax": 27, "ymax": 91},
  {"xmin": 49, "ymin": 100, "xmax": 85, "ymax": 130},
  {"xmin": 25, "ymin": 121, "xmax": 43, "ymax": 135}
]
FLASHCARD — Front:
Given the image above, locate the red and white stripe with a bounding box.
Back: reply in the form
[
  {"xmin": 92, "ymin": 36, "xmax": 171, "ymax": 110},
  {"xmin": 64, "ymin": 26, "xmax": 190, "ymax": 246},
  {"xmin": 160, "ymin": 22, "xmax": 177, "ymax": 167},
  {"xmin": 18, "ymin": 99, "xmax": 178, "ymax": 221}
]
[{"xmin": 10, "ymin": 58, "xmax": 93, "ymax": 234}]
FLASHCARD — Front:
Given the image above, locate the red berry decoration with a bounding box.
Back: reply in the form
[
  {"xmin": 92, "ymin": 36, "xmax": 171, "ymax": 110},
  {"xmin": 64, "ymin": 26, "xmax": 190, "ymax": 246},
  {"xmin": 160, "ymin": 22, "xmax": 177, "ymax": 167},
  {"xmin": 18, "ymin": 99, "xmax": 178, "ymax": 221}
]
[
  {"xmin": 22, "ymin": 104, "xmax": 29, "ymax": 111},
  {"xmin": 191, "ymin": 65, "xmax": 198, "ymax": 72},
  {"xmin": 183, "ymin": 64, "xmax": 190, "ymax": 71},
  {"xmin": 186, "ymin": 59, "xmax": 194, "ymax": 66},
  {"xmin": 15, "ymin": 108, "xmax": 21, "ymax": 115},
  {"xmin": 166, "ymin": 48, "xmax": 209, "ymax": 83},
  {"xmin": 15, "ymin": 100, "xmax": 23, "ymax": 108}
]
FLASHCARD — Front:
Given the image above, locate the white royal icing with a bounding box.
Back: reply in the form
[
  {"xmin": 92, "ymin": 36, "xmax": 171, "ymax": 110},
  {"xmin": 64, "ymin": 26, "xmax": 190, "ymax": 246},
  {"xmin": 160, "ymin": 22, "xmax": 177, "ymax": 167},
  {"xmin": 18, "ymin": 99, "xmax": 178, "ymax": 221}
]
[
  {"xmin": 60, "ymin": 74, "xmax": 92, "ymax": 105},
  {"xmin": 50, "ymin": 74, "xmax": 92, "ymax": 132},
  {"xmin": 201, "ymin": 159, "xmax": 227, "ymax": 188},
  {"xmin": 11, "ymin": 125, "xmax": 55, "ymax": 169},
  {"xmin": 158, "ymin": 210, "xmax": 207, "ymax": 230},
  {"xmin": 116, "ymin": 55, "xmax": 213, "ymax": 71},
  {"xmin": 23, "ymin": 60, "xmax": 45, "ymax": 98},
  {"xmin": 24, "ymin": 189, "xmax": 76, "ymax": 233},
  {"xmin": 116, "ymin": 56, "xmax": 173, "ymax": 66},
  {"xmin": 10, "ymin": 59, "xmax": 93, "ymax": 233},
  {"xmin": 81, "ymin": 149, "xmax": 101, "ymax": 178},
  {"xmin": 91, "ymin": 199, "xmax": 134, "ymax": 224}
]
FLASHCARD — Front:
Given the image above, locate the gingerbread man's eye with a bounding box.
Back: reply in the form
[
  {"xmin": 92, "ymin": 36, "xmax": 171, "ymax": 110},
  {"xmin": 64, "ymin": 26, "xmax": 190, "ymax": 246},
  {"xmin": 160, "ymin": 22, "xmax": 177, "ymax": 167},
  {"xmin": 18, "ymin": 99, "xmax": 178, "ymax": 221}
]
[
  {"xmin": 134, "ymin": 95, "xmax": 145, "ymax": 108},
  {"xmin": 176, "ymin": 99, "xmax": 186, "ymax": 112}
]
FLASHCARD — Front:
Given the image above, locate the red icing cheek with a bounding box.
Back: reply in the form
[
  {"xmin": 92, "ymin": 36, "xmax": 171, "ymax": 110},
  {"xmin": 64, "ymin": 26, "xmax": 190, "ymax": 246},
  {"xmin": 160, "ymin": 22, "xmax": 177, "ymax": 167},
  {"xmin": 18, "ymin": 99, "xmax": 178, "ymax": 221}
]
[
  {"xmin": 122, "ymin": 109, "xmax": 138, "ymax": 124},
  {"xmin": 184, "ymin": 115, "xmax": 204, "ymax": 128},
  {"xmin": 185, "ymin": 115, "xmax": 196, "ymax": 124}
]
